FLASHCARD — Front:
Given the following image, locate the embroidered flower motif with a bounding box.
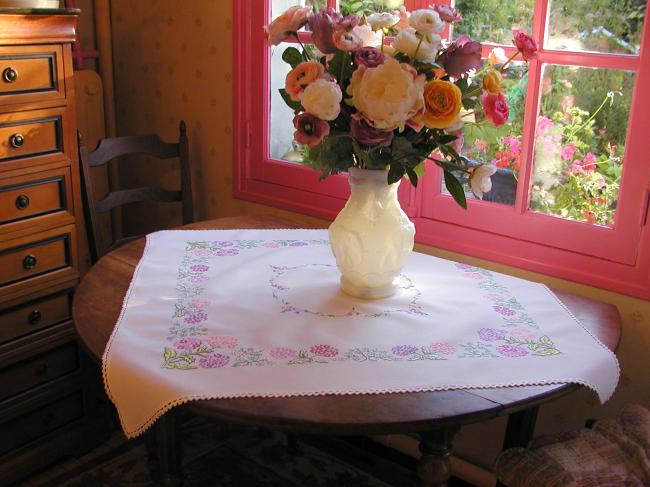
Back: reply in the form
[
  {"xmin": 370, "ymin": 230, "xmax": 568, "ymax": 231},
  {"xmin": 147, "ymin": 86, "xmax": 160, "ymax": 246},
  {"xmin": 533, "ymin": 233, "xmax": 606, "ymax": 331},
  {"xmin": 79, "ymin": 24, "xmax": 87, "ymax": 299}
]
[
  {"xmin": 190, "ymin": 264, "xmax": 210, "ymax": 272},
  {"xmin": 510, "ymin": 328, "xmax": 537, "ymax": 340},
  {"xmin": 430, "ymin": 342, "xmax": 457, "ymax": 355},
  {"xmin": 193, "ymin": 249, "xmax": 211, "ymax": 257},
  {"xmin": 212, "ymin": 241, "xmax": 233, "ymax": 247},
  {"xmin": 215, "ymin": 249, "xmax": 239, "ymax": 256},
  {"xmin": 310, "ymin": 344, "xmax": 339, "ymax": 357},
  {"xmin": 289, "ymin": 241, "xmax": 308, "ymax": 246},
  {"xmin": 262, "ymin": 242, "xmax": 281, "ymax": 248},
  {"xmin": 493, "ymin": 305, "xmax": 516, "ymax": 316},
  {"xmin": 198, "ymin": 353, "xmax": 230, "ymax": 368},
  {"xmin": 184, "ymin": 312, "xmax": 208, "ymax": 324},
  {"xmin": 270, "ymin": 347, "xmax": 298, "ymax": 359},
  {"xmin": 484, "ymin": 293, "xmax": 504, "ymax": 302},
  {"xmin": 206, "ymin": 335, "xmax": 239, "ymax": 349},
  {"xmin": 478, "ymin": 328, "xmax": 508, "ymax": 341},
  {"xmin": 190, "ymin": 275, "xmax": 209, "ymax": 283},
  {"xmin": 496, "ymin": 344, "xmax": 528, "ymax": 357},
  {"xmin": 455, "ymin": 263, "xmax": 473, "ymax": 270},
  {"xmin": 187, "ymin": 298, "xmax": 210, "ymax": 309},
  {"xmin": 174, "ymin": 337, "xmax": 202, "ymax": 350},
  {"xmin": 463, "ymin": 273, "xmax": 483, "ymax": 280},
  {"xmin": 391, "ymin": 345, "xmax": 419, "ymax": 356}
]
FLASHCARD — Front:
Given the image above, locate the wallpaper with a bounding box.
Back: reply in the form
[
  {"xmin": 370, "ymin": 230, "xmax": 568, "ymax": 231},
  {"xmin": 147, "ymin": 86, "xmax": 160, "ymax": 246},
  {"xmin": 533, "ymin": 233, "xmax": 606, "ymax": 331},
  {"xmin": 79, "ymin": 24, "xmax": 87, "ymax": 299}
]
[{"xmin": 110, "ymin": 0, "xmax": 650, "ymax": 471}]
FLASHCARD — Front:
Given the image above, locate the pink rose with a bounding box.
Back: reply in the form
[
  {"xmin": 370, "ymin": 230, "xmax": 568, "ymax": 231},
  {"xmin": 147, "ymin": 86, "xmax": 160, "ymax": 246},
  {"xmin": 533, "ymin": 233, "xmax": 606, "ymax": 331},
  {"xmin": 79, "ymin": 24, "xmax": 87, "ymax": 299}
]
[
  {"xmin": 481, "ymin": 91, "xmax": 509, "ymax": 127},
  {"xmin": 582, "ymin": 152, "xmax": 597, "ymax": 172},
  {"xmin": 264, "ymin": 6, "xmax": 312, "ymax": 45},
  {"xmin": 293, "ymin": 112, "xmax": 330, "ymax": 148},
  {"xmin": 332, "ymin": 27, "xmax": 363, "ymax": 51},
  {"xmin": 438, "ymin": 35, "xmax": 483, "ymax": 79},
  {"xmin": 512, "ymin": 30, "xmax": 538, "ymax": 61},
  {"xmin": 430, "ymin": 4, "xmax": 462, "ymax": 23}
]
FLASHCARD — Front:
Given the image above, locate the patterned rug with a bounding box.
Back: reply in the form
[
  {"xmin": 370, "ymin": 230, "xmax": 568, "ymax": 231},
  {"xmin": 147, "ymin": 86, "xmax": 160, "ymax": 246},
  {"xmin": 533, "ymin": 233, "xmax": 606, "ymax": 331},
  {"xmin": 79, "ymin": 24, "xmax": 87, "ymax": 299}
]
[{"xmin": 20, "ymin": 416, "xmax": 433, "ymax": 487}]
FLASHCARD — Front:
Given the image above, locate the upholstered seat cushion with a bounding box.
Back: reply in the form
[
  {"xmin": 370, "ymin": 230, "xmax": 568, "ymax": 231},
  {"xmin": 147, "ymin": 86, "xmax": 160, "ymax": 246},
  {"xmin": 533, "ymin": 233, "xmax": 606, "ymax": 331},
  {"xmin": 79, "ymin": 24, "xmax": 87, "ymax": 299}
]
[{"xmin": 495, "ymin": 404, "xmax": 650, "ymax": 487}]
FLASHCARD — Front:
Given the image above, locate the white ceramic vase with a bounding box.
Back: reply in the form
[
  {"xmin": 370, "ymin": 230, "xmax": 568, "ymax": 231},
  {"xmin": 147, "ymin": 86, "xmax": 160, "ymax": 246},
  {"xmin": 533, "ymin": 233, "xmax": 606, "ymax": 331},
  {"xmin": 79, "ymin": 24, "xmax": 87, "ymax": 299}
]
[{"xmin": 328, "ymin": 167, "xmax": 415, "ymax": 299}]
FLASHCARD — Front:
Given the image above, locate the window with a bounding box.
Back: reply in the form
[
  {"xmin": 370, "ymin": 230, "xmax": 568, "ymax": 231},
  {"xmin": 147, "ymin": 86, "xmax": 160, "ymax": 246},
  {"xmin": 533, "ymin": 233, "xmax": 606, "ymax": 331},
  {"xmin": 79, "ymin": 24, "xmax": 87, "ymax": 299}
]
[{"xmin": 234, "ymin": 0, "xmax": 650, "ymax": 299}]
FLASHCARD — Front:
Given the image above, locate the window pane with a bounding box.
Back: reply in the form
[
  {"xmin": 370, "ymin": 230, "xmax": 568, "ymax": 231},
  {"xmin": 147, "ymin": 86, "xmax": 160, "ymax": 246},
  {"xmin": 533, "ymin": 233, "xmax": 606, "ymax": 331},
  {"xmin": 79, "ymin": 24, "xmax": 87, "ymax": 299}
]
[
  {"xmin": 452, "ymin": 0, "xmax": 534, "ymax": 45},
  {"xmin": 272, "ymin": 0, "xmax": 326, "ymax": 19},
  {"xmin": 530, "ymin": 65, "xmax": 634, "ymax": 226},
  {"xmin": 338, "ymin": 0, "xmax": 404, "ymax": 16},
  {"xmin": 547, "ymin": 0, "xmax": 646, "ymax": 54}
]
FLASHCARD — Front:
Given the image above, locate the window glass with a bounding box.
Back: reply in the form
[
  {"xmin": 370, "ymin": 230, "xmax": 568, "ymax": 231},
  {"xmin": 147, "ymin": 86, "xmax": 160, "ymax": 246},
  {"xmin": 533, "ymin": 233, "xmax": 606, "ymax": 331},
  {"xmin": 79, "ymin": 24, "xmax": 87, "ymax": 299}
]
[
  {"xmin": 547, "ymin": 0, "xmax": 646, "ymax": 54},
  {"xmin": 530, "ymin": 65, "xmax": 635, "ymax": 226},
  {"xmin": 272, "ymin": 0, "xmax": 326, "ymax": 19},
  {"xmin": 452, "ymin": 0, "xmax": 534, "ymax": 45},
  {"xmin": 338, "ymin": 0, "xmax": 404, "ymax": 16}
]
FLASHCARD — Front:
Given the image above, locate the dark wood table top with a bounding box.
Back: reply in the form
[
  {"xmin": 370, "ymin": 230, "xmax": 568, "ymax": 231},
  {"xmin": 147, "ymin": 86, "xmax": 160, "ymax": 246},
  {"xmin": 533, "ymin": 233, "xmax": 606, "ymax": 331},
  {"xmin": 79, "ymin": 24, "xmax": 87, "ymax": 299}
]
[{"xmin": 73, "ymin": 215, "xmax": 621, "ymax": 436}]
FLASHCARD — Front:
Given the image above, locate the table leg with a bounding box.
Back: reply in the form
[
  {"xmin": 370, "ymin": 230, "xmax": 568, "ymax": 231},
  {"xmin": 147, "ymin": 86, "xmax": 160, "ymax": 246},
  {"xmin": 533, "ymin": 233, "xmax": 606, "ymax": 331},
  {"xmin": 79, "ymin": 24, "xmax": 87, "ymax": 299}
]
[
  {"xmin": 147, "ymin": 411, "xmax": 184, "ymax": 487},
  {"xmin": 496, "ymin": 407, "xmax": 539, "ymax": 487},
  {"xmin": 416, "ymin": 426, "xmax": 460, "ymax": 487}
]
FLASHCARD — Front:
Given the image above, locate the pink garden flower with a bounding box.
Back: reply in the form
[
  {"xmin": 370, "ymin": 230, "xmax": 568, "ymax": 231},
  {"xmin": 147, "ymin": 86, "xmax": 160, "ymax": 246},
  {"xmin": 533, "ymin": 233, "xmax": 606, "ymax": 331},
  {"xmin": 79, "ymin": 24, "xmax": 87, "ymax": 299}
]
[
  {"xmin": 438, "ymin": 35, "xmax": 483, "ymax": 79},
  {"xmin": 561, "ymin": 143, "xmax": 576, "ymax": 161},
  {"xmin": 482, "ymin": 91, "xmax": 509, "ymax": 127},
  {"xmin": 512, "ymin": 30, "xmax": 538, "ymax": 60},
  {"xmin": 264, "ymin": 5, "xmax": 312, "ymax": 45},
  {"xmin": 430, "ymin": 4, "xmax": 462, "ymax": 23},
  {"xmin": 582, "ymin": 152, "xmax": 597, "ymax": 172},
  {"xmin": 536, "ymin": 116, "xmax": 553, "ymax": 134}
]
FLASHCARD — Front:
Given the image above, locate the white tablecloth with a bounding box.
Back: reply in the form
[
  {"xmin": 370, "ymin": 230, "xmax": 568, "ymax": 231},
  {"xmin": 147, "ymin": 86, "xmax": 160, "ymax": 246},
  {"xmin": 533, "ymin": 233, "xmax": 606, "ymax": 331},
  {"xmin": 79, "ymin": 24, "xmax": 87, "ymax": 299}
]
[{"xmin": 103, "ymin": 229, "xmax": 619, "ymax": 438}]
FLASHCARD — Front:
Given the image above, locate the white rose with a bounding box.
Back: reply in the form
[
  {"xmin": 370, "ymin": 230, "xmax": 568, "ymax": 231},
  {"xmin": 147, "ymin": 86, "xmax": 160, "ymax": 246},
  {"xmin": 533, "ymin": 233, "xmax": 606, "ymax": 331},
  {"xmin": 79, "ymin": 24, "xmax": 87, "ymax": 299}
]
[
  {"xmin": 346, "ymin": 57, "xmax": 425, "ymax": 131},
  {"xmin": 300, "ymin": 79, "xmax": 342, "ymax": 121},
  {"xmin": 469, "ymin": 164, "xmax": 497, "ymax": 199},
  {"xmin": 409, "ymin": 9, "xmax": 444, "ymax": 36},
  {"xmin": 367, "ymin": 12, "xmax": 399, "ymax": 31},
  {"xmin": 352, "ymin": 24, "xmax": 381, "ymax": 47},
  {"xmin": 392, "ymin": 28, "xmax": 440, "ymax": 63}
]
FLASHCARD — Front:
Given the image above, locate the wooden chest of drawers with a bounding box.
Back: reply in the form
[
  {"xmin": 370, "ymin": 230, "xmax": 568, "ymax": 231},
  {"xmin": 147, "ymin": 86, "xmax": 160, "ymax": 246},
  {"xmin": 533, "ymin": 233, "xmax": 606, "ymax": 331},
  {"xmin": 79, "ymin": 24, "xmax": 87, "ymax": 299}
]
[{"xmin": 0, "ymin": 10, "xmax": 108, "ymax": 485}]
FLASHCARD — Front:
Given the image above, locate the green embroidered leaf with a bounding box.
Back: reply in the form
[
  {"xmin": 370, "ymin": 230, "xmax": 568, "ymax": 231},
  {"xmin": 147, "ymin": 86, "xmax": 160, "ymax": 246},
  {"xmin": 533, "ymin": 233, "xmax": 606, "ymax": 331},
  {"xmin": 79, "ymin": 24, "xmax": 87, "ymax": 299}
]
[
  {"xmin": 282, "ymin": 46, "xmax": 303, "ymax": 69},
  {"xmin": 443, "ymin": 170, "xmax": 467, "ymax": 209},
  {"xmin": 163, "ymin": 347, "xmax": 176, "ymax": 362},
  {"xmin": 539, "ymin": 335, "xmax": 552, "ymax": 344}
]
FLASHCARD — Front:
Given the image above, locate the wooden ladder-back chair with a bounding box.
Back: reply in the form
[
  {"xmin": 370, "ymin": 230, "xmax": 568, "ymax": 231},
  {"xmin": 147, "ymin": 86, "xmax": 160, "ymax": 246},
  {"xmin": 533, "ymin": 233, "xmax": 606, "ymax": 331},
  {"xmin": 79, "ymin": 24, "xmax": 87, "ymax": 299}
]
[{"xmin": 78, "ymin": 121, "xmax": 194, "ymax": 264}]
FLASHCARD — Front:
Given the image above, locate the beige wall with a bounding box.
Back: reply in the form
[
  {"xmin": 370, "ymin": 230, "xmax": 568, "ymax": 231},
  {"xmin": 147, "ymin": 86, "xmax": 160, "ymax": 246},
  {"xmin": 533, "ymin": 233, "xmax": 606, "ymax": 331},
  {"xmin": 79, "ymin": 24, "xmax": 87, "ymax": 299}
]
[{"xmin": 110, "ymin": 0, "xmax": 650, "ymax": 470}]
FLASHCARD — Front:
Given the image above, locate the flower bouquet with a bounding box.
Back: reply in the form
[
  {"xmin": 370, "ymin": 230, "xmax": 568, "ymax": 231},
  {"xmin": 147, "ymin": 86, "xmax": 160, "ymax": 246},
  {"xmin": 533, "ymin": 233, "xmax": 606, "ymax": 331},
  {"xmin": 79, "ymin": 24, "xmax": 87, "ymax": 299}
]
[{"xmin": 265, "ymin": 4, "xmax": 538, "ymax": 298}]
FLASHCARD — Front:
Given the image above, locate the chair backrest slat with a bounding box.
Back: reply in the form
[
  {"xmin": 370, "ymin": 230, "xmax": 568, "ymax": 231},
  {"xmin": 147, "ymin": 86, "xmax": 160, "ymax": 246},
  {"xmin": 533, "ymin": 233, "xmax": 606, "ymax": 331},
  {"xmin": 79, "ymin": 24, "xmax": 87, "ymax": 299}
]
[
  {"xmin": 88, "ymin": 134, "xmax": 179, "ymax": 166},
  {"xmin": 96, "ymin": 188, "xmax": 183, "ymax": 213}
]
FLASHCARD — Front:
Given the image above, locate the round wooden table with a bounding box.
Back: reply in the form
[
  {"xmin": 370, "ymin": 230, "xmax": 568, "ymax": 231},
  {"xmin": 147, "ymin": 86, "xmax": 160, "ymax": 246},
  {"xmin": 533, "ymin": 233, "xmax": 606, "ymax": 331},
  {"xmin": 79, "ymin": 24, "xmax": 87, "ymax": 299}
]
[{"xmin": 73, "ymin": 215, "xmax": 621, "ymax": 487}]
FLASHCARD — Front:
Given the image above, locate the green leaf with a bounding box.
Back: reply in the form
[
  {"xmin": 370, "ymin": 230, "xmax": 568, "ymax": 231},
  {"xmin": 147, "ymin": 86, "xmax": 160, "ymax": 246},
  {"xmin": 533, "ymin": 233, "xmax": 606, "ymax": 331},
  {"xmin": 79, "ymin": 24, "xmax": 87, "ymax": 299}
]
[
  {"xmin": 443, "ymin": 170, "xmax": 467, "ymax": 209},
  {"xmin": 282, "ymin": 46, "xmax": 303, "ymax": 69},
  {"xmin": 388, "ymin": 163, "xmax": 405, "ymax": 184},
  {"xmin": 278, "ymin": 89, "xmax": 303, "ymax": 111},
  {"xmin": 405, "ymin": 166, "xmax": 418, "ymax": 187},
  {"xmin": 327, "ymin": 51, "xmax": 353, "ymax": 87},
  {"xmin": 352, "ymin": 139, "xmax": 372, "ymax": 168}
]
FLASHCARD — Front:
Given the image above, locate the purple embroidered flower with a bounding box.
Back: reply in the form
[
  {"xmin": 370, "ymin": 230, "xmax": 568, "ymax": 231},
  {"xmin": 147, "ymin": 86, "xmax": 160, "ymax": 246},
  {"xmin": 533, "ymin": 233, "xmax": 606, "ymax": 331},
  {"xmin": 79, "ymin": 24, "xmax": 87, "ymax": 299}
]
[
  {"xmin": 289, "ymin": 241, "xmax": 308, "ymax": 247},
  {"xmin": 184, "ymin": 312, "xmax": 208, "ymax": 324},
  {"xmin": 455, "ymin": 263, "xmax": 473, "ymax": 270},
  {"xmin": 215, "ymin": 249, "xmax": 239, "ymax": 256},
  {"xmin": 262, "ymin": 242, "xmax": 280, "ymax": 248},
  {"xmin": 463, "ymin": 273, "xmax": 483, "ymax": 280},
  {"xmin": 174, "ymin": 337, "xmax": 202, "ymax": 350},
  {"xmin": 212, "ymin": 241, "xmax": 233, "ymax": 247},
  {"xmin": 206, "ymin": 335, "xmax": 239, "ymax": 349},
  {"xmin": 478, "ymin": 328, "xmax": 508, "ymax": 341},
  {"xmin": 391, "ymin": 345, "xmax": 419, "ymax": 356},
  {"xmin": 493, "ymin": 305, "xmax": 516, "ymax": 316},
  {"xmin": 190, "ymin": 275, "xmax": 209, "ymax": 283},
  {"xmin": 270, "ymin": 347, "xmax": 298, "ymax": 360},
  {"xmin": 309, "ymin": 344, "xmax": 339, "ymax": 358},
  {"xmin": 496, "ymin": 344, "xmax": 528, "ymax": 357},
  {"xmin": 430, "ymin": 342, "xmax": 457, "ymax": 355},
  {"xmin": 187, "ymin": 298, "xmax": 210, "ymax": 309},
  {"xmin": 190, "ymin": 264, "xmax": 210, "ymax": 272},
  {"xmin": 198, "ymin": 353, "xmax": 230, "ymax": 368}
]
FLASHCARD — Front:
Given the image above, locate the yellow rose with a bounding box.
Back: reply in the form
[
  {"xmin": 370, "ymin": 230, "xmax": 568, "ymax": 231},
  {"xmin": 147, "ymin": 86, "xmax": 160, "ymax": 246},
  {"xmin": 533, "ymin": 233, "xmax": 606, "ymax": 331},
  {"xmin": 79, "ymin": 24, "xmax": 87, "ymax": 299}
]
[
  {"xmin": 422, "ymin": 80, "xmax": 462, "ymax": 129},
  {"xmin": 482, "ymin": 70, "xmax": 503, "ymax": 94}
]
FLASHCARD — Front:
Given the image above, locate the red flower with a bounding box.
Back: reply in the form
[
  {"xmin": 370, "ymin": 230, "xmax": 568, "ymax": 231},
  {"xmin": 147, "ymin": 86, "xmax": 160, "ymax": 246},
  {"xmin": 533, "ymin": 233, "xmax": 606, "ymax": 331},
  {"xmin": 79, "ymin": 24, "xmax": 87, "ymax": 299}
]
[
  {"xmin": 512, "ymin": 30, "xmax": 538, "ymax": 60},
  {"xmin": 481, "ymin": 91, "xmax": 509, "ymax": 127},
  {"xmin": 293, "ymin": 112, "xmax": 330, "ymax": 148}
]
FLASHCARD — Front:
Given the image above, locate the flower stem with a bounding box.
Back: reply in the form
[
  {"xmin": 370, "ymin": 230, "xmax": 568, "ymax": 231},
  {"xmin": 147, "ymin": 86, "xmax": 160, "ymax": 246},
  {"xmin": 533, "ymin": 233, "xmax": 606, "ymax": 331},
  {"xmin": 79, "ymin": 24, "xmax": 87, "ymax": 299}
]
[
  {"xmin": 499, "ymin": 51, "xmax": 520, "ymax": 72},
  {"xmin": 292, "ymin": 32, "xmax": 311, "ymax": 60},
  {"xmin": 412, "ymin": 35, "xmax": 424, "ymax": 65},
  {"xmin": 569, "ymin": 93, "xmax": 612, "ymax": 138}
]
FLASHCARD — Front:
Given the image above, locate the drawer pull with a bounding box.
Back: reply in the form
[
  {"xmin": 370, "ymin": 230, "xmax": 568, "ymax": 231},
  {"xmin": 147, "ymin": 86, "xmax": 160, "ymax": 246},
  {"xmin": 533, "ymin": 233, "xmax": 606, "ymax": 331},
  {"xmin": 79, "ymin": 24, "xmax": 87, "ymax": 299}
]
[
  {"xmin": 35, "ymin": 363, "xmax": 48, "ymax": 377},
  {"xmin": 22, "ymin": 254, "xmax": 37, "ymax": 270},
  {"xmin": 9, "ymin": 133, "xmax": 25, "ymax": 149},
  {"xmin": 28, "ymin": 309, "xmax": 42, "ymax": 325},
  {"xmin": 2, "ymin": 67, "xmax": 18, "ymax": 83},
  {"xmin": 15, "ymin": 194, "xmax": 30, "ymax": 210}
]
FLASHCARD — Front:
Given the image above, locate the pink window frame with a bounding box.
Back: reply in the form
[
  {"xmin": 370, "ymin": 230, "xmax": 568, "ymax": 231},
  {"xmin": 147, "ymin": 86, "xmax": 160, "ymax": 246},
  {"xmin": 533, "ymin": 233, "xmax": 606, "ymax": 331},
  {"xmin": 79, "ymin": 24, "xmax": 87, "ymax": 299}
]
[{"xmin": 233, "ymin": 0, "xmax": 650, "ymax": 299}]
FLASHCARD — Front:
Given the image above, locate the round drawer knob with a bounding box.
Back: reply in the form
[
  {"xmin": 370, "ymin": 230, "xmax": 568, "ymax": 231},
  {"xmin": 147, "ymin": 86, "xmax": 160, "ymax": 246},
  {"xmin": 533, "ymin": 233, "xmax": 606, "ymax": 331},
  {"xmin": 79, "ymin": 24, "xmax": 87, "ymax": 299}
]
[
  {"xmin": 2, "ymin": 67, "xmax": 18, "ymax": 83},
  {"xmin": 35, "ymin": 363, "xmax": 48, "ymax": 377},
  {"xmin": 22, "ymin": 254, "xmax": 37, "ymax": 270},
  {"xmin": 15, "ymin": 194, "xmax": 30, "ymax": 210},
  {"xmin": 28, "ymin": 309, "xmax": 42, "ymax": 325},
  {"xmin": 10, "ymin": 133, "xmax": 25, "ymax": 149}
]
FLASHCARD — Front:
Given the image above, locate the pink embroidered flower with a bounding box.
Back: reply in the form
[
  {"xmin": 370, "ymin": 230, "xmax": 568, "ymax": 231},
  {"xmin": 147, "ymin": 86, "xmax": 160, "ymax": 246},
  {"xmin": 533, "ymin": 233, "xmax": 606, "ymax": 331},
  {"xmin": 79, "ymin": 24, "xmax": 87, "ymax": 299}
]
[
  {"xmin": 478, "ymin": 328, "xmax": 508, "ymax": 341},
  {"xmin": 270, "ymin": 347, "xmax": 298, "ymax": 360},
  {"xmin": 187, "ymin": 298, "xmax": 210, "ymax": 309},
  {"xmin": 391, "ymin": 345, "xmax": 418, "ymax": 356},
  {"xmin": 310, "ymin": 344, "xmax": 339, "ymax": 357},
  {"xmin": 174, "ymin": 337, "xmax": 202, "ymax": 350},
  {"xmin": 190, "ymin": 275, "xmax": 209, "ymax": 283},
  {"xmin": 206, "ymin": 335, "xmax": 239, "ymax": 349},
  {"xmin": 484, "ymin": 293, "xmax": 504, "ymax": 302},
  {"xmin": 497, "ymin": 344, "xmax": 528, "ymax": 357},
  {"xmin": 184, "ymin": 312, "xmax": 208, "ymax": 324},
  {"xmin": 510, "ymin": 328, "xmax": 537, "ymax": 340},
  {"xmin": 262, "ymin": 242, "xmax": 281, "ymax": 248},
  {"xmin": 430, "ymin": 342, "xmax": 457, "ymax": 355},
  {"xmin": 463, "ymin": 273, "xmax": 483, "ymax": 280},
  {"xmin": 455, "ymin": 263, "xmax": 473, "ymax": 270},
  {"xmin": 190, "ymin": 264, "xmax": 210, "ymax": 272},
  {"xmin": 193, "ymin": 249, "xmax": 211, "ymax": 257},
  {"xmin": 198, "ymin": 353, "xmax": 230, "ymax": 368},
  {"xmin": 215, "ymin": 249, "xmax": 239, "ymax": 256},
  {"xmin": 493, "ymin": 305, "xmax": 516, "ymax": 316}
]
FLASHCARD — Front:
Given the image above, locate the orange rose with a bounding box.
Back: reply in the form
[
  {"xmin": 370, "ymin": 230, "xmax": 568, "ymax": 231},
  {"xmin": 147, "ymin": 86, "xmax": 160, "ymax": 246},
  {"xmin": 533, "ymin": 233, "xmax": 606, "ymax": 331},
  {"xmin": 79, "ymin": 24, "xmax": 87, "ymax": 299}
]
[
  {"xmin": 285, "ymin": 61, "xmax": 325, "ymax": 101},
  {"xmin": 482, "ymin": 70, "xmax": 503, "ymax": 94},
  {"xmin": 422, "ymin": 80, "xmax": 462, "ymax": 129}
]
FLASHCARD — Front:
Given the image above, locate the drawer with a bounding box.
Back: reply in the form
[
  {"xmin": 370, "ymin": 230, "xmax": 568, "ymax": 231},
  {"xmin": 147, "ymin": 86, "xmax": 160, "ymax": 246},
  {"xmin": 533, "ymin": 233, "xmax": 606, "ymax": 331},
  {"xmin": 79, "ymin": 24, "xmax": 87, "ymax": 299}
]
[
  {"xmin": 0, "ymin": 341, "xmax": 79, "ymax": 402},
  {"xmin": 0, "ymin": 111, "xmax": 62, "ymax": 165},
  {"xmin": 0, "ymin": 45, "xmax": 65, "ymax": 107},
  {"xmin": 0, "ymin": 391, "xmax": 83, "ymax": 456},
  {"xmin": 0, "ymin": 288, "xmax": 72, "ymax": 345},
  {"xmin": 0, "ymin": 226, "xmax": 75, "ymax": 291}
]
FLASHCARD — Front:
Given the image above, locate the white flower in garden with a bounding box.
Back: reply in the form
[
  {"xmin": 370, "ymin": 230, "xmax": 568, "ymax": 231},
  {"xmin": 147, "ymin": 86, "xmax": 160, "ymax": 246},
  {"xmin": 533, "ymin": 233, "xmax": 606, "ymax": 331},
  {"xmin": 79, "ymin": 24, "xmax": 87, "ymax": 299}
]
[
  {"xmin": 367, "ymin": 12, "xmax": 400, "ymax": 31},
  {"xmin": 352, "ymin": 24, "xmax": 381, "ymax": 47},
  {"xmin": 300, "ymin": 79, "xmax": 342, "ymax": 121},
  {"xmin": 408, "ymin": 9, "xmax": 444, "ymax": 36},
  {"xmin": 392, "ymin": 27, "xmax": 440, "ymax": 63},
  {"xmin": 346, "ymin": 58, "xmax": 425, "ymax": 131},
  {"xmin": 469, "ymin": 164, "xmax": 497, "ymax": 199}
]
